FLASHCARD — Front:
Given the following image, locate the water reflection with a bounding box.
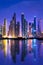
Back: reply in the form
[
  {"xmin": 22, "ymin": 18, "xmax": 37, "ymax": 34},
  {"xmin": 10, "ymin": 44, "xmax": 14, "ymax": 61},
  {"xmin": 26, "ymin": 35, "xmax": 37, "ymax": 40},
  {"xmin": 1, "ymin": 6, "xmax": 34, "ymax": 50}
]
[
  {"xmin": 0, "ymin": 39, "xmax": 43, "ymax": 64},
  {"xmin": 2, "ymin": 40, "xmax": 7, "ymax": 56},
  {"xmin": 21, "ymin": 40, "xmax": 27, "ymax": 61}
]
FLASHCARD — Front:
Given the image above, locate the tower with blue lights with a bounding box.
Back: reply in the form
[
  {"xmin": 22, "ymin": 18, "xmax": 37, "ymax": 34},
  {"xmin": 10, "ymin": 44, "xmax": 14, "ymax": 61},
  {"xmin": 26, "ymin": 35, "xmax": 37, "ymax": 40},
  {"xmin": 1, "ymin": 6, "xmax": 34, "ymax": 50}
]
[{"xmin": 34, "ymin": 16, "xmax": 36, "ymax": 36}]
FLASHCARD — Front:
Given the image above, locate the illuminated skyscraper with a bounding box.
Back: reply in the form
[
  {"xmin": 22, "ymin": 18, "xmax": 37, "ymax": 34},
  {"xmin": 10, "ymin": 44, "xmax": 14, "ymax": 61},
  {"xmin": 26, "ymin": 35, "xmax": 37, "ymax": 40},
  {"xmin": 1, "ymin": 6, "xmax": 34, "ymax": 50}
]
[
  {"xmin": 21, "ymin": 13, "xmax": 28, "ymax": 37},
  {"xmin": 0, "ymin": 25, "xmax": 2, "ymax": 37},
  {"xmin": 16, "ymin": 22, "xmax": 20, "ymax": 37},
  {"xmin": 32, "ymin": 23, "xmax": 34, "ymax": 35},
  {"xmin": 9, "ymin": 13, "xmax": 16, "ymax": 37},
  {"xmin": 38, "ymin": 19, "xmax": 41, "ymax": 34},
  {"xmin": 29, "ymin": 23, "xmax": 32, "ymax": 34},
  {"xmin": 34, "ymin": 16, "xmax": 36, "ymax": 30},
  {"xmin": 24, "ymin": 19, "xmax": 28, "ymax": 37},
  {"xmin": 0, "ymin": 25, "xmax": 3, "ymax": 49},
  {"xmin": 11, "ymin": 20, "xmax": 15, "ymax": 37},
  {"xmin": 8, "ymin": 24, "xmax": 11, "ymax": 36},
  {"xmin": 21, "ymin": 13, "xmax": 24, "ymax": 37},
  {"xmin": 2, "ymin": 18, "xmax": 7, "ymax": 36},
  {"xmin": 12, "ymin": 13, "xmax": 16, "ymax": 36},
  {"xmin": 28, "ymin": 22, "xmax": 33, "ymax": 38},
  {"xmin": 34, "ymin": 16, "xmax": 36, "ymax": 36},
  {"xmin": 8, "ymin": 20, "xmax": 13, "ymax": 37}
]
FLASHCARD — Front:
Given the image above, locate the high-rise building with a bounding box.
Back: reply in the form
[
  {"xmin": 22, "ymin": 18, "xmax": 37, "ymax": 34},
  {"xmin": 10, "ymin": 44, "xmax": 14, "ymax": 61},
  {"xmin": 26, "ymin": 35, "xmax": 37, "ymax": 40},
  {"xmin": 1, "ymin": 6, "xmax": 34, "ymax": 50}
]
[
  {"xmin": 8, "ymin": 20, "xmax": 14, "ymax": 37},
  {"xmin": 0, "ymin": 25, "xmax": 3, "ymax": 49},
  {"xmin": 29, "ymin": 23, "xmax": 32, "ymax": 33},
  {"xmin": 12, "ymin": 13, "xmax": 16, "ymax": 24},
  {"xmin": 21, "ymin": 13, "xmax": 28, "ymax": 37},
  {"xmin": 21, "ymin": 13, "xmax": 24, "ymax": 37},
  {"xmin": 24, "ymin": 19, "xmax": 28, "ymax": 37},
  {"xmin": 8, "ymin": 13, "xmax": 16, "ymax": 37},
  {"xmin": 38, "ymin": 19, "xmax": 41, "ymax": 34},
  {"xmin": 34, "ymin": 16, "xmax": 36, "ymax": 36},
  {"xmin": 2, "ymin": 18, "xmax": 7, "ymax": 36},
  {"xmin": 32, "ymin": 23, "xmax": 34, "ymax": 36},
  {"xmin": 0, "ymin": 25, "xmax": 2, "ymax": 37},
  {"xmin": 12, "ymin": 13, "xmax": 16, "ymax": 36},
  {"xmin": 28, "ymin": 22, "xmax": 33, "ymax": 37},
  {"xmin": 16, "ymin": 22, "xmax": 20, "ymax": 37},
  {"xmin": 34, "ymin": 16, "xmax": 36, "ymax": 30},
  {"xmin": 8, "ymin": 24, "xmax": 12, "ymax": 36}
]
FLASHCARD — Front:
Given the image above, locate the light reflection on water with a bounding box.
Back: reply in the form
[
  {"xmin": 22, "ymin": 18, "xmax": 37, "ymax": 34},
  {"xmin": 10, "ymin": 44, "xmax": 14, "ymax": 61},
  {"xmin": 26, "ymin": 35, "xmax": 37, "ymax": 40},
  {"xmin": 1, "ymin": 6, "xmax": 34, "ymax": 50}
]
[{"xmin": 0, "ymin": 39, "xmax": 43, "ymax": 65}]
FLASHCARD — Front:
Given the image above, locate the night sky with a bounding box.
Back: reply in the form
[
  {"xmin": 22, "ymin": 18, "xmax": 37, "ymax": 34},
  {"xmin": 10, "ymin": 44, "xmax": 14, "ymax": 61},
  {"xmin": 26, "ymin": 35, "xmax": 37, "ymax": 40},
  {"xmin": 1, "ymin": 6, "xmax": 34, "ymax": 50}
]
[{"xmin": 0, "ymin": 0, "xmax": 43, "ymax": 31}]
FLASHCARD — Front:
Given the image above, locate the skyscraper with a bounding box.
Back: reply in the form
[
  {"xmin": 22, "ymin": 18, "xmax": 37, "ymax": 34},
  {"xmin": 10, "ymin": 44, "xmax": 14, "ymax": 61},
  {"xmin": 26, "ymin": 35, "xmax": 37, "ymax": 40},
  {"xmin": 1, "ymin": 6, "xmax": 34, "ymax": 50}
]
[
  {"xmin": 21, "ymin": 13, "xmax": 24, "ymax": 37},
  {"xmin": 34, "ymin": 16, "xmax": 36, "ymax": 30},
  {"xmin": 0, "ymin": 25, "xmax": 3, "ymax": 49},
  {"xmin": 29, "ymin": 23, "xmax": 32, "ymax": 34},
  {"xmin": 32, "ymin": 23, "xmax": 34, "ymax": 35},
  {"xmin": 16, "ymin": 22, "xmax": 20, "ymax": 37},
  {"xmin": 24, "ymin": 19, "xmax": 28, "ymax": 37},
  {"xmin": 8, "ymin": 13, "xmax": 16, "ymax": 37},
  {"xmin": 12, "ymin": 13, "xmax": 16, "ymax": 36},
  {"xmin": 38, "ymin": 19, "xmax": 41, "ymax": 34},
  {"xmin": 2, "ymin": 18, "xmax": 7, "ymax": 37},
  {"xmin": 21, "ymin": 13, "xmax": 28, "ymax": 37},
  {"xmin": 34, "ymin": 16, "xmax": 36, "ymax": 36},
  {"xmin": 0, "ymin": 25, "xmax": 2, "ymax": 37}
]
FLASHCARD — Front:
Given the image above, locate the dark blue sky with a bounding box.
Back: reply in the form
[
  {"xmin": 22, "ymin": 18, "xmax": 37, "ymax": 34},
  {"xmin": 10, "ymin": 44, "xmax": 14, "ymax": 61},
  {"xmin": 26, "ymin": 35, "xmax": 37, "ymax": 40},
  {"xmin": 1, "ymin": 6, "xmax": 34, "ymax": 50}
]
[
  {"xmin": 0, "ymin": 0, "xmax": 42, "ymax": 8},
  {"xmin": 0, "ymin": 0, "xmax": 22, "ymax": 8}
]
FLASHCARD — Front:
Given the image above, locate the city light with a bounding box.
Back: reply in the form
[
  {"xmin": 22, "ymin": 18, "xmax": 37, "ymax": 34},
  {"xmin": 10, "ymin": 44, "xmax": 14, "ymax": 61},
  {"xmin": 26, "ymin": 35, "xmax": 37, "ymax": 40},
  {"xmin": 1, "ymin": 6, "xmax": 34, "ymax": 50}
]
[
  {"xmin": 9, "ymin": 35, "xmax": 12, "ymax": 38},
  {"xmin": 0, "ymin": 13, "xmax": 42, "ymax": 39}
]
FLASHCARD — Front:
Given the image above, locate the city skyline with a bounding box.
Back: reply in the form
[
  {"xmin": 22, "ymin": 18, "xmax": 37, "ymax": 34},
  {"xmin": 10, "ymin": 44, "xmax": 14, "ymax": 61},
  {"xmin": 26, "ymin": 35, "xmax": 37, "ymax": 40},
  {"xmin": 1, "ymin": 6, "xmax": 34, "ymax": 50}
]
[{"xmin": 0, "ymin": 12, "xmax": 43, "ymax": 39}]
